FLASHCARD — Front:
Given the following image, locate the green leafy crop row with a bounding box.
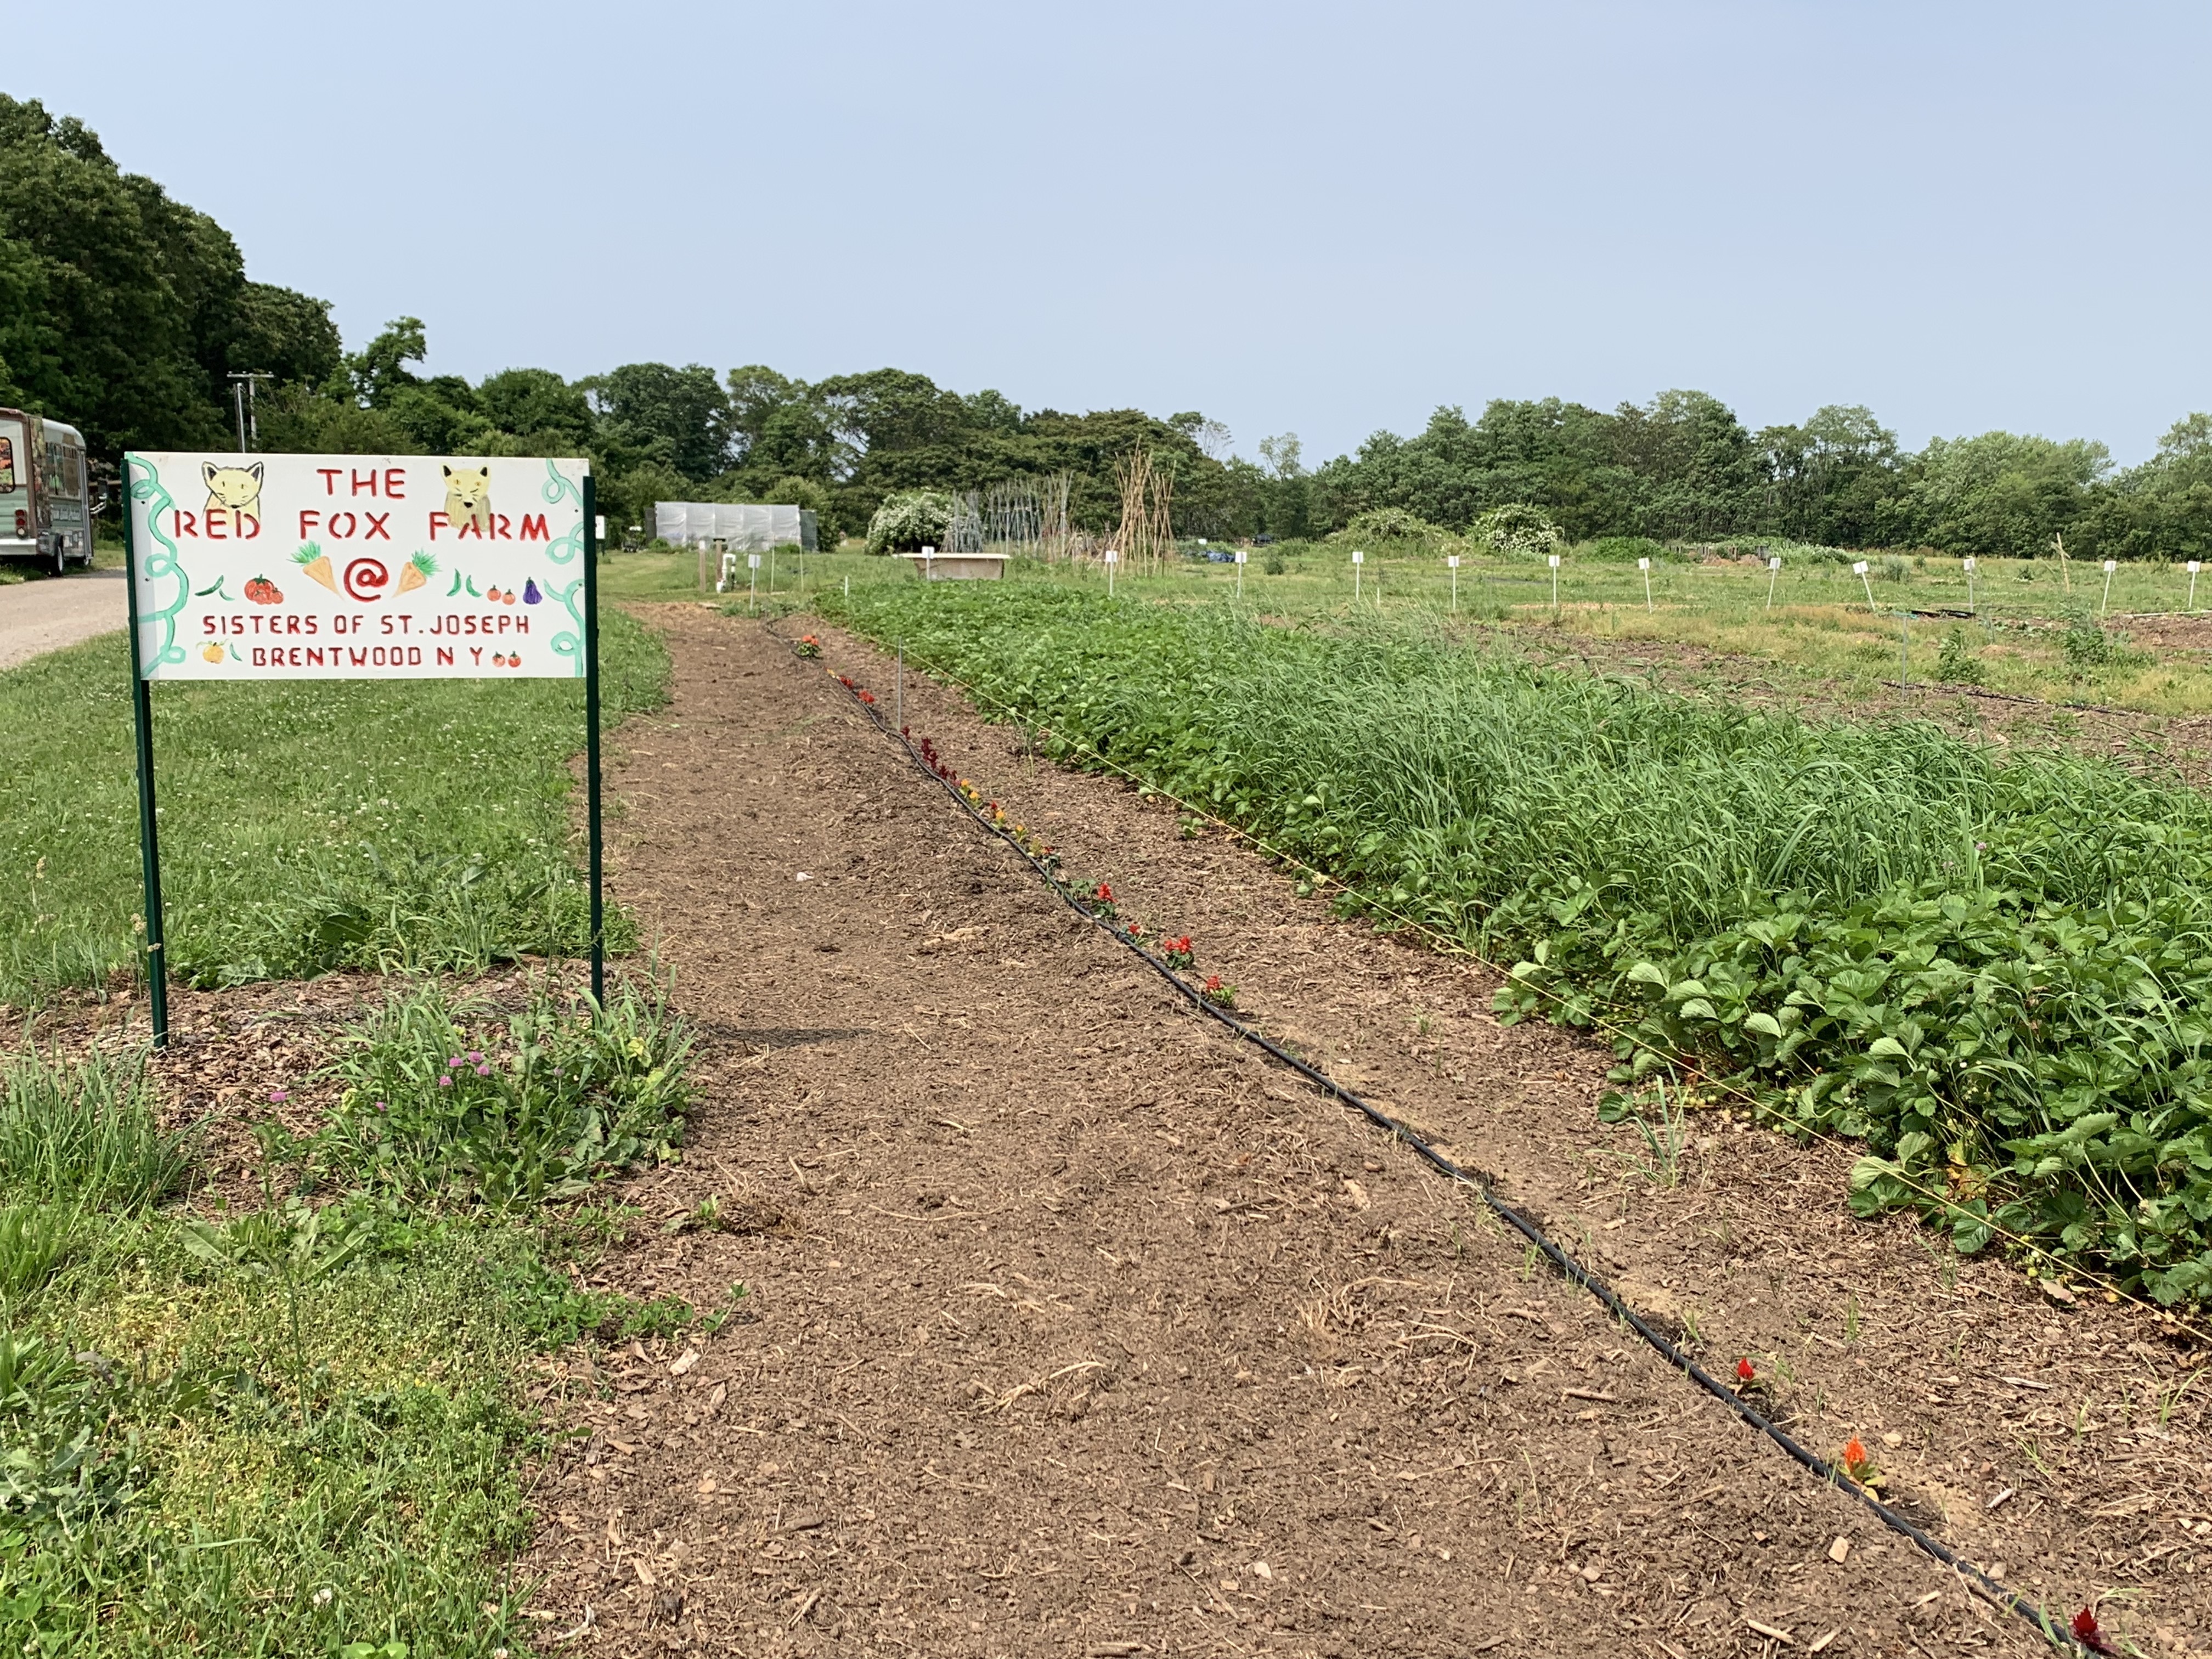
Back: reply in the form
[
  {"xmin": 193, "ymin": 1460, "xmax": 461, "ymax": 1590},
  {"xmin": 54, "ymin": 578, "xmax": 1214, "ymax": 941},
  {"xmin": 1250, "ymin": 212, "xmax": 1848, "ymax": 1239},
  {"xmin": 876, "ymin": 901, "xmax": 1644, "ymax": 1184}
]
[{"xmin": 830, "ymin": 583, "xmax": 2212, "ymax": 1303}]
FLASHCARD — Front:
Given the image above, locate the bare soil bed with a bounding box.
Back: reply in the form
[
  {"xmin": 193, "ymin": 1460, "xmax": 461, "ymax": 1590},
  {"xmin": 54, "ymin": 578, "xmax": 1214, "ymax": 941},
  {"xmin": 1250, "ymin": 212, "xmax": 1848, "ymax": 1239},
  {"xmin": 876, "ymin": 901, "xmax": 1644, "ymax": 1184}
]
[{"xmin": 511, "ymin": 606, "xmax": 2210, "ymax": 1658}]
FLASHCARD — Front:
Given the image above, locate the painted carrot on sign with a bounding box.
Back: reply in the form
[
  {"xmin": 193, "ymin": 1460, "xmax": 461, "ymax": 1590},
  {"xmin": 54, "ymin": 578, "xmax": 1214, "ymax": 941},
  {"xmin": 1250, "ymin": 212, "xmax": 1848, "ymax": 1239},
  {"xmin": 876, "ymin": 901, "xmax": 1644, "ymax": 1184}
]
[
  {"xmin": 293, "ymin": 542, "xmax": 337, "ymax": 592},
  {"xmin": 396, "ymin": 551, "xmax": 436, "ymax": 595}
]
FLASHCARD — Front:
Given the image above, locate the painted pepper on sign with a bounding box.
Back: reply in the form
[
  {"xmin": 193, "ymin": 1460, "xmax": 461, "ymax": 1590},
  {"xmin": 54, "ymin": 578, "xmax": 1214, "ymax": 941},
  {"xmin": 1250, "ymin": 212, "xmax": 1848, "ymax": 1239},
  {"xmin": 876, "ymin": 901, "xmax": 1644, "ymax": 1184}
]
[{"xmin": 125, "ymin": 452, "xmax": 592, "ymax": 679}]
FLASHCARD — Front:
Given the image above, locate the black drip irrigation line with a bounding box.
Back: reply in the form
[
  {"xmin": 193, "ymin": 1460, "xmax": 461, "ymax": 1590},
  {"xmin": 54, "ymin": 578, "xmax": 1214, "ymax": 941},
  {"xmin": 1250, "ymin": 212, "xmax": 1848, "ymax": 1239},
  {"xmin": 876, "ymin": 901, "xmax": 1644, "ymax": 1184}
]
[{"xmin": 775, "ymin": 619, "xmax": 2086, "ymax": 1655}]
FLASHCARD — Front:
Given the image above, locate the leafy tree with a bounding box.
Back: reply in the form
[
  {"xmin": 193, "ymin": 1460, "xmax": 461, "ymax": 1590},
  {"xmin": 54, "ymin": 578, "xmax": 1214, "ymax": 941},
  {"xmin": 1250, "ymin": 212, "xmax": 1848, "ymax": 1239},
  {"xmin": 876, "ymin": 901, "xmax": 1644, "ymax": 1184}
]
[
  {"xmin": 1893, "ymin": 431, "xmax": 2109, "ymax": 558},
  {"xmin": 1758, "ymin": 405, "xmax": 1900, "ymax": 548},
  {"xmin": 2078, "ymin": 413, "xmax": 2212, "ymax": 562},
  {"xmin": 816, "ymin": 368, "xmax": 972, "ymax": 457},
  {"xmin": 584, "ymin": 362, "xmax": 730, "ymax": 482},
  {"xmin": 0, "ymin": 95, "xmax": 223, "ymax": 450},
  {"xmin": 1612, "ymin": 389, "xmax": 1762, "ymax": 540},
  {"xmin": 229, "ymin": 282, "xmax": 342, "ymax": 389},
  {"xmin": 477, "ymin": 368, "xmax": 592, "ymax": 449}
]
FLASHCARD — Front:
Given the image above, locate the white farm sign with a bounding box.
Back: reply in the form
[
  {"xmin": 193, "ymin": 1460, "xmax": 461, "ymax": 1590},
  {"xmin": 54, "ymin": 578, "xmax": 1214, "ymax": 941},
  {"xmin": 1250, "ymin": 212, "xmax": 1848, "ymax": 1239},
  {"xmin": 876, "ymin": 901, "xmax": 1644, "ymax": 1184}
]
[{"xmin": 125, "ymin": 453, "xmax": 591, "ymax": 679}]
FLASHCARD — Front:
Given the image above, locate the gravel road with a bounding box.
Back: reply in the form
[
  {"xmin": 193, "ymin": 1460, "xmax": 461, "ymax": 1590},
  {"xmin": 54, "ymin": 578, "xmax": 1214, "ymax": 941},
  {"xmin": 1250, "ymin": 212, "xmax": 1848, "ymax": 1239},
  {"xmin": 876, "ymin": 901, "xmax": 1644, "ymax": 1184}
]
[{"xmin": 0, "ymin": 569, "xmax": 125, "ymax": 671}]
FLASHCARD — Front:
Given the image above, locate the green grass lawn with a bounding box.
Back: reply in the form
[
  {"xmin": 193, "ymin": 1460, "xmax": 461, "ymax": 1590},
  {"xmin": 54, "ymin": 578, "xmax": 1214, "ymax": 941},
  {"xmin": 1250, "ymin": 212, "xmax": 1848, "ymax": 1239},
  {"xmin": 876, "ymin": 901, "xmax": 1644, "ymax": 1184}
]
[
  {"xmin": 0, "ymin": 980, "xmax": 713, "ymax": 1656},
  {"xmin": 0, "ymin": 611, "xmax": 670, "ymax": 1006}
]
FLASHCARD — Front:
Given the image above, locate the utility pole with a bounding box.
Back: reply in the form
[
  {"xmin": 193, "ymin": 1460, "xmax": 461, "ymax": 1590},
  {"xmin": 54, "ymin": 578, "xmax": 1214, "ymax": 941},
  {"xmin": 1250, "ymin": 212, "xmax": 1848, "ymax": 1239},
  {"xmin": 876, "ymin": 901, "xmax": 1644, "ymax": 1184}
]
[{"xmin": 227, "ymin": 370, "xmax": 274, "ymax": 450}]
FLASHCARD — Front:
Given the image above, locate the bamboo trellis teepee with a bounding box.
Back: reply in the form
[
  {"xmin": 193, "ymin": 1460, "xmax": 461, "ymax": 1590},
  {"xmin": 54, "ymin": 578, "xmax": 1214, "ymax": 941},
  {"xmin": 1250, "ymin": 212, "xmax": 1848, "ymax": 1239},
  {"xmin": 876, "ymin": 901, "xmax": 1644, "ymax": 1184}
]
[{"xmin": 1111, "ymin": 447, "xmax": 1176, "ymax": 573}]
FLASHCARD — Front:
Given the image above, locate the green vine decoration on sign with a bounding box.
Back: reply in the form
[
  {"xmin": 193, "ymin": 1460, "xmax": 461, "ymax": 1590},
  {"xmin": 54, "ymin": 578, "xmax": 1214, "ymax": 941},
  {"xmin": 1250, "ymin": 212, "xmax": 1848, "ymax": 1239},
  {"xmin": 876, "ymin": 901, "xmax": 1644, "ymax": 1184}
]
[
  {"xmin": 126, "ymin": 456, "xmax": 190, "ymax": 671},
  {"xmin": 546, "ymin": 578, "xmax": 585, "ymax": 677},
  {"xmin": 539, "ymin": 460, "xmax": 590, "ymax": 677},
  {"xmin": 540, "ymin": 460, "xmax": 585, "ymax": 566}
]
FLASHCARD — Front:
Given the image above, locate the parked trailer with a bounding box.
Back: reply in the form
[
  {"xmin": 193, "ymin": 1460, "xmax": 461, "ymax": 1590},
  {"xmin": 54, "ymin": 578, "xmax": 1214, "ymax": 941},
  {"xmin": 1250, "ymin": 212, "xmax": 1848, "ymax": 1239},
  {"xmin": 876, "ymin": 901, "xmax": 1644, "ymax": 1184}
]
[{"xmin": 0, "ymin": 410, "xmax": 93, "ymax": 574}]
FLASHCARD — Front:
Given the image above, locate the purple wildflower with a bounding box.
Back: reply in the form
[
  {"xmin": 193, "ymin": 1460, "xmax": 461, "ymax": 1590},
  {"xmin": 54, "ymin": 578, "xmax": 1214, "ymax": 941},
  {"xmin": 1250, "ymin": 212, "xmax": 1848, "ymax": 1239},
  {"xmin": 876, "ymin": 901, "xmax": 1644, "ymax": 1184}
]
[
  {"xmin": 438, "ymin": 1075, "xmax": 453, "ymax": 1088},
  {"xmin": 269, "ymin": 1088, "xmax": 289, "ymax": 1103},
  {"xmin": 475, "ymin": 1064, "xmax": 491, "ymax": 1076}
]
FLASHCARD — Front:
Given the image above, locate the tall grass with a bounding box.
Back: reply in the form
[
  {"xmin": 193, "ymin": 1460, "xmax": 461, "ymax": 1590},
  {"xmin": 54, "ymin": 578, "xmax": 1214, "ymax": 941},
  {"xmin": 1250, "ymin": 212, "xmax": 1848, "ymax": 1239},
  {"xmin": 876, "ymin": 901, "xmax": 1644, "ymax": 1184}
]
[
  {"xmin": 0, "ymin": 608, "xmax": 670, "ymax": 1001},
  {"xmin": 0, "ymin": 1048, "xmax": 191, "ymax": 1210},
  {"xmin": 830, "ymin": 583, "xmax": 2212, "ymax": 1300}
]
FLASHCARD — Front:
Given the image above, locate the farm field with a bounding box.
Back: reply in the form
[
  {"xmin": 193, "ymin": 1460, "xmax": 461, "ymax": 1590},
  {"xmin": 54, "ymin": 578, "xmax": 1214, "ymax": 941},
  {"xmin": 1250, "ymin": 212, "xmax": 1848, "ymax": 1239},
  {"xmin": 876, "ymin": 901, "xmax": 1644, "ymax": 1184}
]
[
  {"xmin": 965, "ymin": 544, "xmax": 2212, "ymax": 719},
  {"xmin": 6, "ymin": 578, "xmax": 2211, "ymax": 1656},
  {"xmin": 817, "ymin": 577, "xmax": 2212, "ymax": 1307},
  {"xmin": 495, "ymin": 605, "xmax": 2207, "ymax": 1657}
]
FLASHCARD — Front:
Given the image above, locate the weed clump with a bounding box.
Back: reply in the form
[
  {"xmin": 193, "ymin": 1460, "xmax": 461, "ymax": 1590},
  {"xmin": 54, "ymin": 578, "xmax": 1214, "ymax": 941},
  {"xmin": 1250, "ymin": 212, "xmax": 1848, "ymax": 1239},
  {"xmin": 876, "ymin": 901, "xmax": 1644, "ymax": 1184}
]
[
  {"xmin": 0, "ymin": 1048, "xmax": 191, "ymax": 1210},
  {"xmin": 1936, "ymin": 628, "xmax": 1987, "ymax": 686},
  {"xmin": 320, "ymin": 978, "xmax": 692, "ymax": 1209}
]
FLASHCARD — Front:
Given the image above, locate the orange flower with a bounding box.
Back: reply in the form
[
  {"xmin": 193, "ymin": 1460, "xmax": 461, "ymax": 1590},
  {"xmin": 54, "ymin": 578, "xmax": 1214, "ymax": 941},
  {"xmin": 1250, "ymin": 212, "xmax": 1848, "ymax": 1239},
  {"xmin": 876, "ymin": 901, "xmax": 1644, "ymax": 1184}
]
[{"xmin": 1839, "ymin": 1437, "xmax": 1878, "ymax": 1485}]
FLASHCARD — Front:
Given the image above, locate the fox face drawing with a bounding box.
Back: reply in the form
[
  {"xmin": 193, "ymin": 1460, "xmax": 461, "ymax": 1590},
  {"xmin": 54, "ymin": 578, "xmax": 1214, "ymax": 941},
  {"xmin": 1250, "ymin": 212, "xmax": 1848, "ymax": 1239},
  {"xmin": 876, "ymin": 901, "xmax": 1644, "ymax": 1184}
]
[
  {"xmin": 202, "ymin": 461, "xmax": 263, "ymax": 533},
  {"xmin": 443, "ymin": 465, "xmax": 492, "ymax": 535}
]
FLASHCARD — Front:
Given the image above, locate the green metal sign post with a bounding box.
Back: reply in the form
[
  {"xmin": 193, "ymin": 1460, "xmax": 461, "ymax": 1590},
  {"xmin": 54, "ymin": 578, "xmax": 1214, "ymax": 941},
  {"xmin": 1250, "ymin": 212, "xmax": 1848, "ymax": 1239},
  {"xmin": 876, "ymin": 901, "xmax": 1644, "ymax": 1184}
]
[
  {"xmin": 121, "ymin": 486, "xmax": 171, "ymax": 1045},
  {"xmin": 582, "ymin": 474, "xmax": 603, "ymax": 1002}
]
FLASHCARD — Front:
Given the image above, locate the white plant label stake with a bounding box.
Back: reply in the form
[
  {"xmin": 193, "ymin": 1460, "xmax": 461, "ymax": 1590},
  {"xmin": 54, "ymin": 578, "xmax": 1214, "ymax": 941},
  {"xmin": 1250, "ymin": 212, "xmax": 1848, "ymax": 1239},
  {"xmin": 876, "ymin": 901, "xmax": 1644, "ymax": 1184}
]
[
  {"xmin": 1765, "ymin": 553, "xmax": 1782, "ymax": 611},
  {"xmin": 1638, "ymin": 555, "xmax": 1652, "ymax": 612},
  {"xmin": 1351, "ymin": 548, "xmax": 1363, "ymax": 603},
  {"xmin": 1854, "ymin": 559, "xmax": 1875, "ymax": 612},
  {"xmin": 1234, "ymin": 546, "xmax": 1248, "ymax": 600},
  {"xmin": 1962, "ymin": 555, "xmax": 1976, "ymax": 614},
  {"xmin": 2101, "ymin": 558, "xmax": 2117, "ymax": 617},
  {"xmin": 921, "ymin": 543, "xmax": 935, "ymax": 585},
  {"xmin": 1104, "ymin": 547, "xmax": 1118, "ymax": 599},
  {"xmin": 1549, "ymin": 551, "xmax": 1561, "ymax": 610},
  {"xmin": 1447, "ymin": 553, "xmax": 1460, "ymax": 613},
  {"xmin": 748, "ymin": 551, "xmax": 761, "ymax": 613},
  {"xmin": 2190, "ymin": 560, "xmax": 2202, "ymax": 614}
]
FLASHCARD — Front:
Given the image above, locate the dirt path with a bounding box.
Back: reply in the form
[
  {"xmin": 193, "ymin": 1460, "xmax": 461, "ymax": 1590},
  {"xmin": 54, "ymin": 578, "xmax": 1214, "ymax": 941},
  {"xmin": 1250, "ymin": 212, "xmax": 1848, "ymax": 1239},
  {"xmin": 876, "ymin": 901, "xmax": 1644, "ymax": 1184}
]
[
  {"xmin": 0, "ymin": 567, "xmax": 123, "ymax": 670},
  {"xmin": 522, "ymin": 606, "xmax": 2209, "ymax": 1658}
]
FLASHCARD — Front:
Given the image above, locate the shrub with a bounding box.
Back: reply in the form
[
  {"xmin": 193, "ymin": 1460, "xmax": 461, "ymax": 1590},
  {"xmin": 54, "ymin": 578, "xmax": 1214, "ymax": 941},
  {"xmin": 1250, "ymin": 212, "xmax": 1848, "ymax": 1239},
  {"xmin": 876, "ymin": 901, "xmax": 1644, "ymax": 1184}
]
[
  {"xmin": 1471, "ymin": 503, "xmax": 1562, "ymax": 560},
  {"xmin": 1338, "ymin": 508, "xmax": 1448, "ymax": 547},
  {"xmin": 1582, "ymin": 535, "xmax": 1670, "ymax": 564},
  {"xmin": 2062, "ymin": 613, "xmax": 2151, "ymax": 672},
  {"xmin": 1935, "ymin": 628, "xmax": 1987, "ymax": 686},
  {"xmin": 865, "ymin": 490, "xmax": 954, "ymax": 556}
]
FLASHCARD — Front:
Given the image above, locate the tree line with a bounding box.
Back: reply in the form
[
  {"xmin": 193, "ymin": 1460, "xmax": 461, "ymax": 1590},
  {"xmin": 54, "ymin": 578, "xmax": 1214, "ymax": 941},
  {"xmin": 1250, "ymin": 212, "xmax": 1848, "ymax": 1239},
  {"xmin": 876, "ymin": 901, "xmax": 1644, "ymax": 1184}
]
[
  {"xmin": 1294, "ymin": 394, "xmax": 2212, "ymax": 562},
  {"xmin": 5, "ymin": 92, "xmax": 2205, "ymax": 561}
]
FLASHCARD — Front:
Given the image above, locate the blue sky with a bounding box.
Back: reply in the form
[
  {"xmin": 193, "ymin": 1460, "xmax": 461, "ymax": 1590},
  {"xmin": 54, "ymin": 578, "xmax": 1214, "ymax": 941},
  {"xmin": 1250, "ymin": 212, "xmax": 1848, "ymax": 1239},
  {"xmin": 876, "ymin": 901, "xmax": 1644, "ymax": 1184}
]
[{"xmin": 14, "ymin": 1, "xmax": 2207, "ymax": 463}]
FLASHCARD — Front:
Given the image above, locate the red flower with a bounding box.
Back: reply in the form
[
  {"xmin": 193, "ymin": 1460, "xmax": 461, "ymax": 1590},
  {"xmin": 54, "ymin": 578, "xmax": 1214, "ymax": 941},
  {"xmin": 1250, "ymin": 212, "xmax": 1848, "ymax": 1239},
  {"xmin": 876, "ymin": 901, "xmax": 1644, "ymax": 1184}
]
[
  {"xmin": 1838, "ymin": 1437, "xmax": 1878, "ymax": 1486},
  {"xmin": 858, "ymin": 690, "xmax": 876, "ymax": 704},
  {"xmin": 2071, "ymin": 1607, "xmax": 2117, "ymax": 1655},
  {"xmin": 1736, "ymin": 1358, "xmax": 1756, "ymax": 1385},
  {"xmin": 1094, "ymin": 883, "xmax": 1113, "ymax": 902},
  {"xmin": 1204, "ymin": 974, "xmax": 1222, "ymax": 990}
]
